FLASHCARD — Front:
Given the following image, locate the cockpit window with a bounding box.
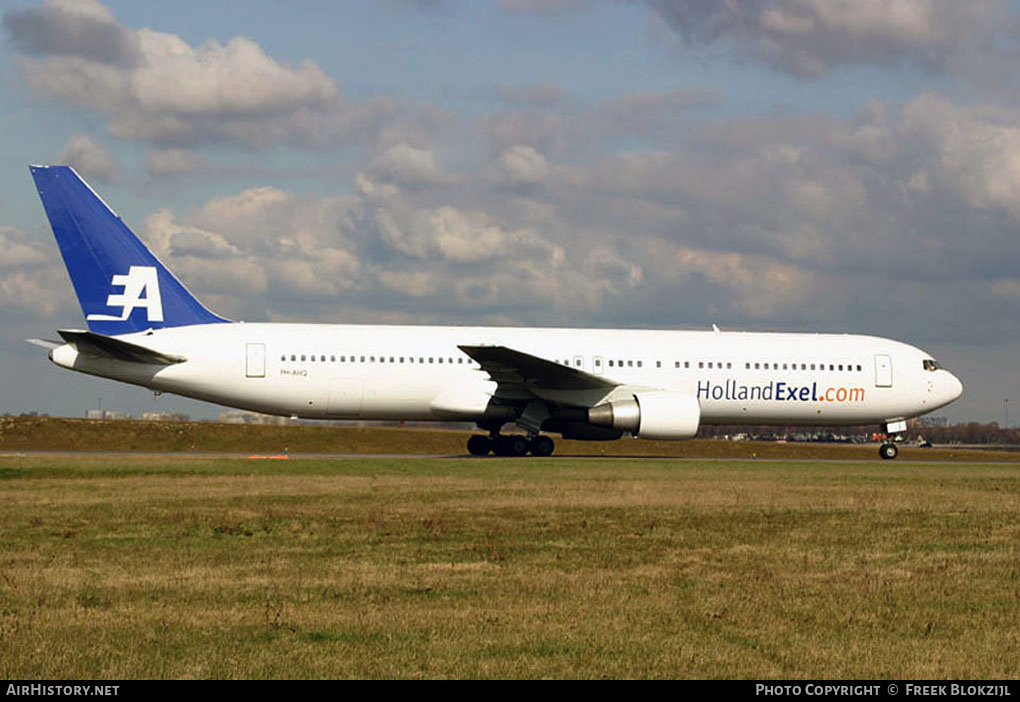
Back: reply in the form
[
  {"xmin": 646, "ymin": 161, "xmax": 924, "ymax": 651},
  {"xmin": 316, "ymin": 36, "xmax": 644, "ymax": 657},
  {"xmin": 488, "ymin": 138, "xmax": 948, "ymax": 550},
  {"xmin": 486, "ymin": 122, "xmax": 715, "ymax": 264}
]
[{"xmin": 923, "ymin": 359, "xmax": 941, "ymax": 371}]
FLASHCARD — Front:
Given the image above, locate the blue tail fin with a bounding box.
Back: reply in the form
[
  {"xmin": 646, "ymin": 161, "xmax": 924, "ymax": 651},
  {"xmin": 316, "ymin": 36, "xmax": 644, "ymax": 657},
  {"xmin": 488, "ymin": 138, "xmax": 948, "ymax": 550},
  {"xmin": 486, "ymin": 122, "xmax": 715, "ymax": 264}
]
[{"xmin": 30, "ymin": 165, "xmax": 229, "ymax": 335}]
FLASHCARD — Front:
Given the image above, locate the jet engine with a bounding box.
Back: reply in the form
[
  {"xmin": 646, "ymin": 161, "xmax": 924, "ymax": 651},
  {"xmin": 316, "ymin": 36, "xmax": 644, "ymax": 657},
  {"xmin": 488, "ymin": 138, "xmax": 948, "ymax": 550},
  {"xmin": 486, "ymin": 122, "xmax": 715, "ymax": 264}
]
[{"xmin": 587, "ymin": 392, "xmax": 700, "ymax": 440}]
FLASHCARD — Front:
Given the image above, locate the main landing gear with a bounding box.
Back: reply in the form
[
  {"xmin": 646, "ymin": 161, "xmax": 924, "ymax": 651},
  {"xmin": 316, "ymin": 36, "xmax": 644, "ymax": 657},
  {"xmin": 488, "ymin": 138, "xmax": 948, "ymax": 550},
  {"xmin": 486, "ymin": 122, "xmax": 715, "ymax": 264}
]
[{"xmin": 467, "ymin": 433, "xmax": 555, "ymax": 457}]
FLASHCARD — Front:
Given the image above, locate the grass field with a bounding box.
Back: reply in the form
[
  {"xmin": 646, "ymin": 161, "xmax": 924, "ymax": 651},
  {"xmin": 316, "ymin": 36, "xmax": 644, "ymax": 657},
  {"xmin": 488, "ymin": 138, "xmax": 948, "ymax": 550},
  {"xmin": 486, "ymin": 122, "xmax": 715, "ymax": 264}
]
[
  {"xmin": 1, "ymin": 454, "xmax": 1018, "ymax": 679},
  {"xmin": 2, "ymin": 416, "xmax": 1017, "ymax": 461}
]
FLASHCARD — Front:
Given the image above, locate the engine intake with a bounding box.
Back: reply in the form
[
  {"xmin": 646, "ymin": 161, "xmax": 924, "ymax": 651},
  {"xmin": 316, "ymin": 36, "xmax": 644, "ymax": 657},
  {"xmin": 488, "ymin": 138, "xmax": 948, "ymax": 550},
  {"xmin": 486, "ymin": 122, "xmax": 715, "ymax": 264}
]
[{"xmin": 587, "ymin": 392, "xmax": 700, "ymax": 440}]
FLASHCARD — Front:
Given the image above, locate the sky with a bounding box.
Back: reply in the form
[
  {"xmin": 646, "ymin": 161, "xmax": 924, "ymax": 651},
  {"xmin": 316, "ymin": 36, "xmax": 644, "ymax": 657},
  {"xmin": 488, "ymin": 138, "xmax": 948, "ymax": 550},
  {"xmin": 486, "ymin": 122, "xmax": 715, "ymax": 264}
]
[{"xmin": 0, "ymin": 0, "xmax": 1018, "ymax": 424}]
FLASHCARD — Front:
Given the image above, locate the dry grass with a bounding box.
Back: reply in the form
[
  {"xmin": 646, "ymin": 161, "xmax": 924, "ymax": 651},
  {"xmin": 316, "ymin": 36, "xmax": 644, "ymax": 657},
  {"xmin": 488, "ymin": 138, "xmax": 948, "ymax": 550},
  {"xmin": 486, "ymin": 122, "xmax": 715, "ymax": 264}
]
[
  {"xmin": 1, "ymin": 416, "xmax": 1016, "ymax": 461},
  {"xmin": 0, "ymin": 454, "xmax": 1018, "ymax": 679}
]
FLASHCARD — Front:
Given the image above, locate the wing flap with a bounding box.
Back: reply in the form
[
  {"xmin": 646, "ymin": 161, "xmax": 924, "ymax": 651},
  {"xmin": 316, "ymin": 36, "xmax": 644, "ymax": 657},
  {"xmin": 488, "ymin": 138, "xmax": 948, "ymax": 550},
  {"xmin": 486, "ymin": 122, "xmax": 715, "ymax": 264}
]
[
  {"xmin": 458, "ymin": 344, "xmax": 617, "ymax": 391},
  {"xmin": 57, "ymin": 329, "xmax": 186, "ymax": 365}
]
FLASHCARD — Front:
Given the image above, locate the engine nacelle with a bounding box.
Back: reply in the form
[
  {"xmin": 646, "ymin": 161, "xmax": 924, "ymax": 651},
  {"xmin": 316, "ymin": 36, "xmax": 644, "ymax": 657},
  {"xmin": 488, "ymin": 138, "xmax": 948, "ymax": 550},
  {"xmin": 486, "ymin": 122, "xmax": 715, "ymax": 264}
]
[{"xmin": 587, "ymin": 391, "xmax": 700, "ymax": 440}]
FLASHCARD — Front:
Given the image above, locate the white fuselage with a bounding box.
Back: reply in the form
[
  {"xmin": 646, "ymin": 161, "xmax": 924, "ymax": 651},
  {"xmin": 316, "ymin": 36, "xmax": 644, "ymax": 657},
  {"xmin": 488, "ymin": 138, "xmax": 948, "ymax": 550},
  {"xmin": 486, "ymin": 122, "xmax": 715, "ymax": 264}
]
[{"xmin": 49, "ymin": 323, "xmax": 963, "ymax": 428}]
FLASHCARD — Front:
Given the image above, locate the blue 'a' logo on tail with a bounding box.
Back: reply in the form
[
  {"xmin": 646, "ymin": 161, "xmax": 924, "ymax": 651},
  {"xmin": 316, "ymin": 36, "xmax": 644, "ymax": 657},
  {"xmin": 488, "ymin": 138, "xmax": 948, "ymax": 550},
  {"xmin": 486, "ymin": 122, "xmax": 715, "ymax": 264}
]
[{"xmin": 30, "ymin": 165, "xmax": 229, "ymax": 336}]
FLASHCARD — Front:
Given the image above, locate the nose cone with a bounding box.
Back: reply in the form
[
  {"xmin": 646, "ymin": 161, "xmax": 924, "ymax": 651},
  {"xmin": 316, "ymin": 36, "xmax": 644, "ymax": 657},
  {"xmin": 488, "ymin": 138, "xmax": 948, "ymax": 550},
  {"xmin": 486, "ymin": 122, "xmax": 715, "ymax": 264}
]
[
  {"xmin": 939, "ymin": 370, "xmax": 963, "ymax": 407},
  {"xmin": 948, "ymin": 372, "xmax": 963, "ymax": 401}
]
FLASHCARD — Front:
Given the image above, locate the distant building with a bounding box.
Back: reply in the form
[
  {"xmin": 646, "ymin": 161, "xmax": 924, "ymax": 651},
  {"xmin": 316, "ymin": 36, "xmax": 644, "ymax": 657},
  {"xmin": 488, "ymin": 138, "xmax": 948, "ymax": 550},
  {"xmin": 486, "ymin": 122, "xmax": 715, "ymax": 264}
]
[
  {"xmin": 140, "ymin": 411, "xmax": 189, "ymax": 422},
  {"xmin": 915, "ymin": 416, "xmax": 948, "ymax": 427},
  {"xmin": 218, "ymin": 410, "xmax": 294, "ymax": 425},
  {"xmin": 85, "ymin": 409, "xmax": 132, "ymax": 420}
]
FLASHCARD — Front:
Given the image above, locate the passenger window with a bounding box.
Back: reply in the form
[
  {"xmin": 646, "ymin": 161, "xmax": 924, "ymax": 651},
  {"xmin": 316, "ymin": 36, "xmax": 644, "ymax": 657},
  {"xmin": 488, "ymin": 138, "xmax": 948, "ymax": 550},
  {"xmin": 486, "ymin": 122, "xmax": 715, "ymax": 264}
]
[{"xmin": 637, "ymin": 361, "xmax": 642, "ymax": 368}]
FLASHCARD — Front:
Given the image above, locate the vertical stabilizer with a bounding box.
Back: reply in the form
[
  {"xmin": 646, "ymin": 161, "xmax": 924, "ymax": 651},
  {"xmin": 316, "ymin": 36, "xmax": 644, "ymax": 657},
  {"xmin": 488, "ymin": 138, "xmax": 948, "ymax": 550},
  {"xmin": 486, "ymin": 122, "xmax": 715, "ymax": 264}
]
[{"xmin": 30, "ymin": 165, "xmax": 229, "ymax": 335}]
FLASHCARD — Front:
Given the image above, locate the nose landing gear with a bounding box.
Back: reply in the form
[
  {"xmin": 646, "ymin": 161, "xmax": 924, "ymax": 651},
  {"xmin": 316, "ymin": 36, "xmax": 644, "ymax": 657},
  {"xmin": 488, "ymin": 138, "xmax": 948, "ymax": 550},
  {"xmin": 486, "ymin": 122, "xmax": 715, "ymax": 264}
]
[
  {"xmin": 879, "ymin": 442, "xmax": 899, "ymax": 460},
  {"xmin": 878, "ymin": 420, "xmax": 907, "ymax": 460}
]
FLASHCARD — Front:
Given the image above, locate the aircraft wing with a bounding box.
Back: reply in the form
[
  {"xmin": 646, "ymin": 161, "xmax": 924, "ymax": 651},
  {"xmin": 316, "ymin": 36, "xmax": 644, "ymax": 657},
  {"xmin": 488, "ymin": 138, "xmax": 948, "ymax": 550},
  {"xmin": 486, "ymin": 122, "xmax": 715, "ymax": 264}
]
[
  {"xmin": 56, "ymin": 329, "xmax": 187, "ymax": 365},
  {"xmin": 458, "ymin": 344, "xmax": 618, "ymax": 392}
]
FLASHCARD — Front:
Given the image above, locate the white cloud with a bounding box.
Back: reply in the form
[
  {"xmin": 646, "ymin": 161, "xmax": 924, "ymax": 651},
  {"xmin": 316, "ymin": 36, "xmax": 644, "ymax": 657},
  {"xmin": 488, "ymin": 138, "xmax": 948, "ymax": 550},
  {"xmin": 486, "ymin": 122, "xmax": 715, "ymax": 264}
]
[
  {"xmin": 55, "ymin": 132, "xmax": 116, "ymax": 182},
  {"xmin": 0, "ymin": 227, "xmax": 66, "ymax": 317},
  {"xmin": 0, "ymin": 227, "xmax": 50, "ymax": 270},
  {"xmin": 490, "ymin": 145, "xmax": 549, "ymax": 188},
  {"xmin": 7, "ymin": 0, "xmax": 342, "ymax": 148},
  {"xmin": 145, "ymin": 148, "xmax": 207, "ymax": 176},
  {"xmin": 901, "ymin": 93, "xmax": 1020, "ymax": 218},
  {"xmin": 644, "ymin": 0, "xmax": 1018, "ymax": 78},
  {"xmin": 3, "ymin": 0, "xmax": 140, "ymax": 65},
  {"xmin": 368, "ymin": 143, "xmax": 445, "ymax": 188}
]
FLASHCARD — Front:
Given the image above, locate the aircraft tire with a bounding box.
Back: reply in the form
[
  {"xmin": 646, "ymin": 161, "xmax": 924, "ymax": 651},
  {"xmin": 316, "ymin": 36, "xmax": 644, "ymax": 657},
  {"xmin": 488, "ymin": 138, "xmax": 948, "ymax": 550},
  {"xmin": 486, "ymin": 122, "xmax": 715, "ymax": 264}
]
[
  {"xmin": 493, "ymin": 435, "xmax": 529, "ymax": 457},
  {"xmin": 507, "ymin": 435, "xmax": 530, "ymax": 457},
  {"xmin": 879, "ymin": 443, "xmax": 899, "ymax": 460},
  {"xmin": 530, "ymin": 435, "xmax": 555, "ymax": 457},
  {"xmin": 467, "ymin": 434, "xmax": 492, "ymax": 456}
]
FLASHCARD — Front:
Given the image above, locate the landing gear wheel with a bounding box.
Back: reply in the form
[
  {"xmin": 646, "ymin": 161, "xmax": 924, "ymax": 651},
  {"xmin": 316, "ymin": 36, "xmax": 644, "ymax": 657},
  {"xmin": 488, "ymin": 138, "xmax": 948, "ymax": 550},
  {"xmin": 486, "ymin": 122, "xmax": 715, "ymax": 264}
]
[
  {"xmin": 506, "ymin": 435, "xmax": 530, "ymax": 457},
  {"xmin": 879, "ymin": 443, "xmax": 899, "ymax": 460},
  {"xmin": 467, "ymin": 434, "xmax": 492, "ymax": 456},
  {"xmin": 530, "ymin": 435, "xmax": 555, "ymax": 457},
  {"xmin": 492, "ymin": 435, "xmax": 529, "ymax": 456}
]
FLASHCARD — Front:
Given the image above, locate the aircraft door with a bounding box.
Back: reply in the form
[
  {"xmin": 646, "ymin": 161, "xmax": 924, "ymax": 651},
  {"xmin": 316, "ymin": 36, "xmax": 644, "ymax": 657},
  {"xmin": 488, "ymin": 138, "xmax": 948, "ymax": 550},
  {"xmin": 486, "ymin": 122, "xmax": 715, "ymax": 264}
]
[
  {"xmin": 573, "ymin": 355, "xmax": 584, "ymax": 370},
  {"xmin": 593, "ymin": 356, "xmax": 604, "ymax": 375},
  {"xmin": 874, "ymin": 354, "xmax": 892, "ymax": 388},
  {"xmin": 328, "ymin": 379, "xmax": 364, "ymax": 416},
  {"xmin": 245, "ymin": 343, "xmax": 266, "ymax": 378}
]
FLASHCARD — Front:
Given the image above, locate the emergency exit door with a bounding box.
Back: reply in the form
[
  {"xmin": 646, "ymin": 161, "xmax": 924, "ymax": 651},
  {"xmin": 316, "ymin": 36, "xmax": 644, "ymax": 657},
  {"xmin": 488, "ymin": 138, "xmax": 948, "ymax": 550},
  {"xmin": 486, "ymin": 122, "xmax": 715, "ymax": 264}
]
[{"xmin": 246, "ymin": 343, "xmax": 266, "ymax": 378}]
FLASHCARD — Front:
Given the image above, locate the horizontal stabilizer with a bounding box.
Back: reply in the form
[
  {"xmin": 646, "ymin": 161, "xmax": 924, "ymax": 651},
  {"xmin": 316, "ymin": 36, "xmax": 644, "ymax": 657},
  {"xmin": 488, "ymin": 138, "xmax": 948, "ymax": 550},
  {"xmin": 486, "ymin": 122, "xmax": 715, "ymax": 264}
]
[
  {"xmin": 25, "ymin": 338, "xmax": 63, "ymax": 350},
  {"xmin": 459, "ymin": 344, "xmax": 616, "ymax": 391},
  {"xmin": 57, "ymin": 329, "xmax": 186, "ymax": 365}
]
